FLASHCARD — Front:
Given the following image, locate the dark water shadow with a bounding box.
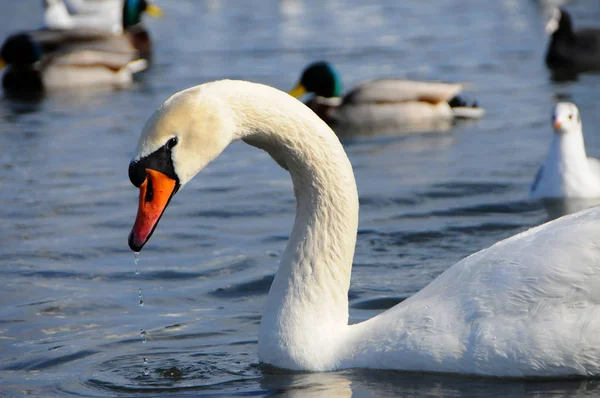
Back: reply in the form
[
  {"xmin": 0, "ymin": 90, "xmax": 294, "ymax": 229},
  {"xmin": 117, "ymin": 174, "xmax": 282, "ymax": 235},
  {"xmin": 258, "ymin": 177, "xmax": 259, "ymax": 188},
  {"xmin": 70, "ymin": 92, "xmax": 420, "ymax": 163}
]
[
  {"xmin": 541, "ymin": 198, "xmax": 600, "ymax": 221},
  {"xmin": 548, "ymin": 66, "xmax": 600, "ymax": 84},
  {"xmin": 259, "ymin": 366, "xmax": 600, "ymax": 398}
]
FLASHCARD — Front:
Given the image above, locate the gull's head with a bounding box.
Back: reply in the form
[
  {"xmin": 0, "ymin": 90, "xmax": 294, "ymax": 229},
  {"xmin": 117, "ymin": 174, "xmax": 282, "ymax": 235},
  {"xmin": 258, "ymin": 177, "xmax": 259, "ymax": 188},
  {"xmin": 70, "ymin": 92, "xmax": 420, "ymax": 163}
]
[
  {"xmin": 552, "ymin": 102, "xmax": 581, "ymax": 135},
  {"xmin": 127, "ymin": 82, "xmax": 238, "ymax": 252}
]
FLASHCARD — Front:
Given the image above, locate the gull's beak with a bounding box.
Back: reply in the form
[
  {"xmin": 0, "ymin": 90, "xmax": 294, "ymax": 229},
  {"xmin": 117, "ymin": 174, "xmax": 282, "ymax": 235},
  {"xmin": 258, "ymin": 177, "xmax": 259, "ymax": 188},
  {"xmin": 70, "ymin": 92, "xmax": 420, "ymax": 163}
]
[
  {"xmin": 128, "ymin": 168, "xmax": 177, "ymax": 252},
  {"xmin": 145, "ymin": 3, "xmax": 163, "ymax": 17},
  {"xmin": 289, "ymin": 83, "xmax": 307, "ymax": 99}
]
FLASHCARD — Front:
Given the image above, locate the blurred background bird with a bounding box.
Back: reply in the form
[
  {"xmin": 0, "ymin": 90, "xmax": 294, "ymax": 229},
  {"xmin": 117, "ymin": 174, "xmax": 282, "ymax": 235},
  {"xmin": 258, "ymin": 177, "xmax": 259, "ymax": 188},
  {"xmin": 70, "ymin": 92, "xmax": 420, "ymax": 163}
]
[
  {"xmin": 545, "ymin": 7, "xmax": 600, "ymax": 79},
  {"xmin": 45, "ymin": 0, "xmax": 162, "ymax": 34},
  {"xmin": 289, "ymin": 61, "xmax": 484, "ymax": 137},
  {"xmin": 530, "ymin": 102, "xmax": 600, "ymax": 199},
  {"xmin": 0, "ymin": 0, "xmax": 161, "ymax": 97}
]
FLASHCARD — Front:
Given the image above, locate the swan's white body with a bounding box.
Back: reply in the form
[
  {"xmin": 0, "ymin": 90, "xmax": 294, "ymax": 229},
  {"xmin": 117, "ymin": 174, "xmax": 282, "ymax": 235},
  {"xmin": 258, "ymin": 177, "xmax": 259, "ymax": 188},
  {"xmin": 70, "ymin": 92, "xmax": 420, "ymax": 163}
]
[
  {"xmin": 44, "ymin": 0, "xmax": 123, "ymax": 34},
  {"xmin": 531, "ymin": 102, "xmax": 600, "ymax": 199},
  {"xmin": 131, "ymin": 80, "xmax": 600, "ymax": 377}
]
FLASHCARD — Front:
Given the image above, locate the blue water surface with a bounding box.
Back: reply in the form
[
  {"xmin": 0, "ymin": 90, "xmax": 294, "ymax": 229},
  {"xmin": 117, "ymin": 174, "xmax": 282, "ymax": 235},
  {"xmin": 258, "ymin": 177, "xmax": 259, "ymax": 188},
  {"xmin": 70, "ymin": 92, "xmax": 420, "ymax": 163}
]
[{"xmin": 2, "ymin": 0, "xmax": 600, "ymax": 396}]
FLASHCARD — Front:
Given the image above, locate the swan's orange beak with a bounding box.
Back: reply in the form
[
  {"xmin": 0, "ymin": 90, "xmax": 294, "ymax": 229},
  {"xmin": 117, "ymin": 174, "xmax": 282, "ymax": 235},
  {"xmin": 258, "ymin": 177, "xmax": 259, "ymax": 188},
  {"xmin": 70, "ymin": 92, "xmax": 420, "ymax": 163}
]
[
  {"xmin": 128, "ymin": 169, "xmax": 177, "ymax": 252},
  {"xmin": 553, "ymin": 120, "xmax": 562, "ymax": 129}
]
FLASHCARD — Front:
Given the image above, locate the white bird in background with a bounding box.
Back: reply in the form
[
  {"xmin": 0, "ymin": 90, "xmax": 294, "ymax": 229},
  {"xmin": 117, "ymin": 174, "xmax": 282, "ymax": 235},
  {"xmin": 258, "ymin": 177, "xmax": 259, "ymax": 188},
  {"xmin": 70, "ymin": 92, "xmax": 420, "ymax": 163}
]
[
  {"xmin": 63, "ymin": 0, "xmax": 122, "ymax": 14},
  {"xmin": 127, "ymin": 81, "xmax": 600, "ymax": 377},
  {"xmin": 43, "ymin": 0, "xmax": 122, "ymax": 33},
  {"xmin": 531, "ymin": 102, "xmax": 600, "ymax": 199},
  {"xmin": 43, "ymin": 0, "xmax": 161, "ymax": 35}
]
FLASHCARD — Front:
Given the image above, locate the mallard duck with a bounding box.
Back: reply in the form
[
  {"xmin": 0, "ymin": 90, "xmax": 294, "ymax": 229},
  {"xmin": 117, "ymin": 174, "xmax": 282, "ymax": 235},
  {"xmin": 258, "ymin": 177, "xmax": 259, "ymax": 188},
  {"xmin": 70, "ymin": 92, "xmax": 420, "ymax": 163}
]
[
  {"xmin": 0, "ymin": 0, "xmax": 161, "ymax": 96},
  {"xmin": 531, "ymin": 102, "xmax": 600, "ymax": 198},
  {"xmin": 545, "ymin": 8, "xmax": 600, "ymax": 74},
  {"xmin": 0, "ymin": 32, "xmax": 147, "ymax": 96},
  {"xmin": 42, "ymin": 0, "xmax": 161, "ymax": 58},
  {"xmin": 127, "ymin": 79, "xmax": 600, "ymax": 376},
  {"xmin": 288, "ymin": 61, "xmax": 484, "ymax": 136}
]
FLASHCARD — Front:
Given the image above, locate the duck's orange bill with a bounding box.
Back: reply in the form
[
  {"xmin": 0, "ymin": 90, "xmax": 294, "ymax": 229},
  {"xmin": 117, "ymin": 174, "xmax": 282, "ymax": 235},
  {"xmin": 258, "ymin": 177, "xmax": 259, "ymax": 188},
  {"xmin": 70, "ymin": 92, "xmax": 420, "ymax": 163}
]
[{"xmin": 128, "ymin": 169, "xmax": 176, "ymax": 252}]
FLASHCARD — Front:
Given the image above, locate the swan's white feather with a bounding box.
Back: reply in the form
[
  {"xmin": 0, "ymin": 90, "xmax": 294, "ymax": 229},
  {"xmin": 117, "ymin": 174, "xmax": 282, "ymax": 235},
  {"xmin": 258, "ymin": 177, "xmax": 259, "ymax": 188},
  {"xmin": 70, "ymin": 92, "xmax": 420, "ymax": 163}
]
[
  {"xmin": 345, "ymin": 207, "xmax": 600, "ymax": 376},
  {"xmin": 131, "ymin": 81, "xmax": 600, "ymax": 377}
]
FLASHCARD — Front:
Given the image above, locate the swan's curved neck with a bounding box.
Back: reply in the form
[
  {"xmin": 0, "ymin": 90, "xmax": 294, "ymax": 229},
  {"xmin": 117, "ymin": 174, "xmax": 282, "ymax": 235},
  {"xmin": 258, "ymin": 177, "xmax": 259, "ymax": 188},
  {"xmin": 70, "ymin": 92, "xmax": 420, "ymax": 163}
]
[{"xmin": 225, "ymin": 87, "xmax": 359, "ymax": 370}]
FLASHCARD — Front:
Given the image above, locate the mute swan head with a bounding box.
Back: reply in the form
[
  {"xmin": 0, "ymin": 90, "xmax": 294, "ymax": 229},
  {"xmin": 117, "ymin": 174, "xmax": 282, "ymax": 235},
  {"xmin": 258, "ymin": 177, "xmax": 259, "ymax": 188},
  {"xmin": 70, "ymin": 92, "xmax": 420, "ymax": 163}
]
[
  {"xmin": 552, "ymin": 102, "xmax": 581, "ymax": 134},
  {"xmin": 128, "ymin": 83, "xmax": 239, "ymax": 251}
]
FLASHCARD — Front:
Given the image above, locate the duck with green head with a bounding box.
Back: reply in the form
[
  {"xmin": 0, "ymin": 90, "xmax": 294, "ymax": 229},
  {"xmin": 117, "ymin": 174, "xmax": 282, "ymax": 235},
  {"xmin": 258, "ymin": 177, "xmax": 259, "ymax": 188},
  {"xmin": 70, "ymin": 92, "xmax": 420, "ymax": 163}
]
[
  {"xmin": 289, "ymin": 61, "xmax": 484, "ymax": 136},
  {"xmin": 0, "ymin": 0, "xmax": 161, "ymax": 96}
]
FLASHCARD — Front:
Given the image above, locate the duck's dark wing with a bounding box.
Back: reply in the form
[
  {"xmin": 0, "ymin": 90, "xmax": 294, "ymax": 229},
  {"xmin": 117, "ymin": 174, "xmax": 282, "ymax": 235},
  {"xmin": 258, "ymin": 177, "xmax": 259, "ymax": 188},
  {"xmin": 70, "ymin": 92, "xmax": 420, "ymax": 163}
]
[
  {"xmin": 573, "ymin": 29, "xmax": 600, "ymax": 67},
  {"xmin": 547, "ymin": 28, "xmax": 600, "ymax": 71},
  {"xmin": 575, "ymin": 29, "xmax": 600, "ymax": 51}
]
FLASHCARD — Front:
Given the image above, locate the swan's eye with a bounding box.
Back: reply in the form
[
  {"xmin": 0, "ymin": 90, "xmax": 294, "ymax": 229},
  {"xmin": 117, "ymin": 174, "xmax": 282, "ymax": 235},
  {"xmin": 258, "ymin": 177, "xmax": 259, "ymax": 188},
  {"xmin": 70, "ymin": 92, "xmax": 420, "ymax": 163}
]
[
  {"xmin": 166, "ymin": 137, "xmax": 178, "ymax": 150},
  {"xmin": 568, "ymin": 114, "xmax": 573, "ymax": 120}
]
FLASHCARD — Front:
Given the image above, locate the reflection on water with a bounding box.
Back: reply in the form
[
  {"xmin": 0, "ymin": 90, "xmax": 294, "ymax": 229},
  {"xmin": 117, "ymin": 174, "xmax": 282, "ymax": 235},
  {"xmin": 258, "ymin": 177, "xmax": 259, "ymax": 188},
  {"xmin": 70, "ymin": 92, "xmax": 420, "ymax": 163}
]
[
  {"xmin": 261, "ymin": 369, "xmax": 353, "ymax": 398},
  {"xmin": 261, "ymin": 368, "xmax": 600, "ymax": 398}
]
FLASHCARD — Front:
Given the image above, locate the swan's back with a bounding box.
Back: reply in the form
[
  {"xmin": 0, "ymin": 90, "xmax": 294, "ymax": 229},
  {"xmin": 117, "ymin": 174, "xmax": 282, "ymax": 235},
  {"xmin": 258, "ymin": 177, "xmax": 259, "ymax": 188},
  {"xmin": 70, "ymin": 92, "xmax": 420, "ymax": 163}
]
[{"xmin": 348, "ymin": 207, "xmax": 600, "ymax": 376}]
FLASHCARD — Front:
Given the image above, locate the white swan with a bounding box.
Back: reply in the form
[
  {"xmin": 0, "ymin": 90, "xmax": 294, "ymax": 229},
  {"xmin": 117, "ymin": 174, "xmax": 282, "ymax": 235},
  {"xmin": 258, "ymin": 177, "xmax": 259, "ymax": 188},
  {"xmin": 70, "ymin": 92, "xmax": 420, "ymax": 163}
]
[
  {"xmin": 127, "ymin": 80, "xmax": 600, "ymax": 377},
  {"xmin": 531, "ymin": 102, "xmax": 600, "ymax": 199}
]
